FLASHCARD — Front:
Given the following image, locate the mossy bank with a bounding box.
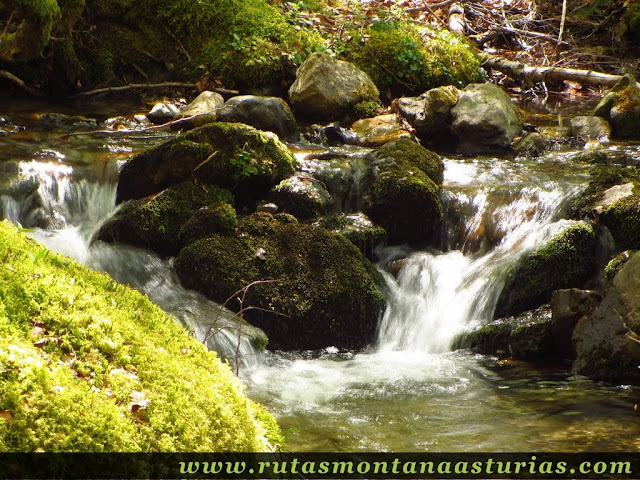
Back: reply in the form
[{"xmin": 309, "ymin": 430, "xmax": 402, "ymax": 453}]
[{"xmin": 0, "ymin": 220, "xmax": 282, "ymax": 451}]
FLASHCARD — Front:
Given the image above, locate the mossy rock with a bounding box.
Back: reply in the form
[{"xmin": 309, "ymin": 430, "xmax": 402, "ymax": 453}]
[
  {"xmin": 452, "ymin": 307, "xmax": 554, "ymax": 361},
  {"xmin": 174, "ymin": 213, "xmax": 386, "ymax": 351},
  {"xmin": 604, "ymin": 250, "xmax": 637, "ymax": 283},
  {"xmin": 345, "ymin": 20, "xmax": 485, "ymax": 96},
  {"xmin": 178, "ymin": 202, "xmax": 238, "ymax": 247},
  {"xmin": 268, "ymin": 173, "xmax": 333, "ymax": 220},
  {"xmin": 0, "ymin": 0, "xmax": 60, "ymax": 62},
  {"xmin": 594, "ymin": 74, "xmax": 640, "ymax": 140},
  {"xmin": 494, "ymin": 222, "xmax": 597, "ymax": 319},
  {"xmin": 362, "ymin": 138, "xmax": 444, "ymax": 244},
  {"xmin": 598, "ymin": 188, "xmax": 640, "ymax": 252},
  {"xmin": 117, "ymin": 123, "xmax": 296, "ymax": 208},
  {"xmin": 317, "ymin": 213, "xmax": 387, "ymax": 260},
  {"xmin": 98, "ymin": 182, "xmax": 233, "ymax": 256},
  {"xmin": 0, "ymin": 220, "xmax": 282, "ymax": 451}
]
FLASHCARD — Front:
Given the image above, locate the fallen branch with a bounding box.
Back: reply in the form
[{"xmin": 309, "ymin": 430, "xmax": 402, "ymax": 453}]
[
  {"xmin": 480, "ymin": 53, "xmax": 640, "ymax": 89},
  {"xmin": 407, "ymin": 0, "xmax": 458, "ymax": 14},
  {"xmin": 73, "ymin": 82, "xmax": 239, "ymax": 99},
  {"xmin": 0, "ymin": 70, "xmax": 41, "ymax": 96}
]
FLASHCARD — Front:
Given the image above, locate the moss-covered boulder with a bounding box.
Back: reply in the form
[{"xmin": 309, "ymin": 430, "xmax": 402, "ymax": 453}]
[
  {"xmin": 288, "ymin": 52, "xmax": 380, "ymax": 121},
  {"xmin": 362, "ymin": 138, "xmax": 444, "ymax": 244},
  {"xmin": 452, "ymin": 307, "xmax": 555, "ymax": 361},
  {"xmin": 178, "ymin": 202, "xmax": 237, "ymax": 247},
  {"xmin": 604, "ymin": 250, "xmax": 637, "ymax": 283},
  {"xmin": 0, "ymin": 220, "xmax": 281, "ymax": 451},
  {"xmin": 174, "ymin": 213, "xmax": 386, "ymax": 351},
  {"xmin": 594, "ymin": 73, "xmax": 640, "ymax": 140},
  {"xmin": 598, "ymin": 186, "xmax": 640, "ymax": 252},
  {"xmin": 573, "ymin": 251, "xmax": 640, "ymax": 383},
  {"xmin": 494, "ymin": 222, "xmax": 597, "ymax": 319},
  {"xmin": 116, "ymin": 123, "xmax": 296, "ymax": 208},
  {"xmin": 98, "ymin": 182, "xmax": 233, "ymax": 256},
  {"xmin": 0, "ymin": 0, "xmax": 60, "ymax": 62},
  {"xmin": 451, "ymin": 84, "xmax": 524, "ymax": 154},
  {"xmin": 317, "ymin": 213, "xmax": 387, "ymax": 260},
  {"xmin": 268, "ymin": 173, "xmax": 333, "ymax": 220}
]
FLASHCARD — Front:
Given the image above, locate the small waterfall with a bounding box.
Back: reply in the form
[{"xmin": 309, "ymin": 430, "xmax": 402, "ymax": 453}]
[
  {"xmin": 1, "ymin": 148, "xmax": 264, "ymax": 370},
  {"xmin": 377, "ymin": 175, "xmax": 583, "ymax": 353}
]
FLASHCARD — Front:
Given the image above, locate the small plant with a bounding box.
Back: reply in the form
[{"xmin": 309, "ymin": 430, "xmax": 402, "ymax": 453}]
[{"xmin": 230, "ymin": 148, "xmax": 259, "ymax": 178}]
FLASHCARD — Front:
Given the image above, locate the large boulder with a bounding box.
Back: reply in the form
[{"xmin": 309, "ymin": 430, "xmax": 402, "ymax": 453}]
[
  {"xmin": 216, "ymin": 95, "xmax": 299, "ymax": 142},
  {"xmin": 495, "ymin": 222, "xmax": 597, "ymax": 319},
  {"xmin": 288, "ymin": 52, "xmax": 380, "ymax": 120},
  {"xmin": 267, "ymin": 173, "xmax": 333, "ymax": 220},
  {"xmin": 594, "ymin": 73, "xmax": 640, "ymax": 140},
  {"xmin": 397, "ymin": 85, "xmax": 460, "ymax": 142},
  {"xmin": 451, "ymin": 83, "xmax": 524, "ymax": 154},
  {"xmin": 116, "ymin": 122, "xmax": 296, "ymax": 207},
  {"xmin": 174, "ymin": 213, "xmax": 386, "ymax": 350},
  {"xmin": 573, "ymin": 251, "xmax": 640, "ymax": 383},
  {"xmin": 451, "ymin": 307, "xmax": 555, "ymax": 361},
  {"xmin": 597, "ymin": 184, "xmax": 640, "ymax": 252},
  {"xmin": 97, "ymin": 182, "xmax": 233, "ymax": 256},
  {"xmin": 317, "ymin": 213, "xmax": 387, "ymax": 260},
  {"xmin": 178, "ymin": 202, "xmax": 237, "ymax": 247},
  {"xmin": 362, "ymin": 138, "xmax": 444, "ymax": 244}
]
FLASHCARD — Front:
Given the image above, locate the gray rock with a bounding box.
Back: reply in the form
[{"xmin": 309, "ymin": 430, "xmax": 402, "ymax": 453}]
[
  {"xmin": 451, "ymin": 83, "xmax": 524, "ymax": 154},
  {"xmin": 512, "ymin": 132, "xmax": 550, "ymax": 158},
  {"xmin": 573, "ymin": 251, "xmax": 640, "ymax": 382},
  {"xmin": 217, "ymin": 95, "xmax": 299, "ymax": 142},
  {"xmin": 172, "ymin": 91, "xmax": 224, "ymax": 129},
  {"xmin": 397, "ymin": 85, "xmax": 460, "ymax": 140},
  {"xmin": 350, "ymin": 114, "xmax": 411, "ymax": 147},
  {"xmin": 550, "ymin": 288, "xmax": 602, "ymax": 359},
  {"xmin": 288, "ymin": 52, "xmax": 379, "ymax": 120},
  {"xmin": 148, "ymin": 103, "xmax": 180, "ymax": 124},
  {"xmin": 569, "ymin": 116, "xmax": 611, "ymax": 143},
  {"xmin": 594, "ymin": 73, "xmax": 640, "ymax": 140}
]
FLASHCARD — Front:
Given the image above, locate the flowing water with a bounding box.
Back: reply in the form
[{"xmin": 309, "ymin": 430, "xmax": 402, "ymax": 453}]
[{"xmin": 2, "ymin": 97, "xmax": 640, "ymax": 451}]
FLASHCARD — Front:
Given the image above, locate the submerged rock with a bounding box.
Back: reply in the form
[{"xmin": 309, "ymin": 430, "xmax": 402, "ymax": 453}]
[
  {"xmin": 512, "ymin": 132, "xmax": 550, "ymax": 158},
  {"xmin": 569, "ymin": 115, "xmax": 611, "ymax": 143},
  {"xmin": 116, "ymin": 122, "xmax": 296, "ymax": 207},
  {"xmin": 39, "ymin": 113, "xmax": 97, "ymax": 131},
  {"xmin": 216, "ymin": 95, "xmax": 299, "ymax": 142},
  {"xmin": 362, "ymin": 138, "xmax": 444, "ymax": 244},
  {"xmin": 147, "ymin": 102, "xmax": 180, "ymax": 124},
  {"xmin": 452, "ymin": 306, "xmax": 555, "ymax": 361},
  {"xmin": 495, "ymin": 222, "xmax": 597, "ymax": 319},
  {"xmin": 573, "ymin": 251, "xmax": 640, "ymax": 383},
  {"xmin": 451, "ymin": 83, "xmax": 524, "ymax": 154},
  {"xmin": 288, "ymin": 52, "xmax": 380, "ymax": 120},
  {"xmin": 174, "ymin": 212, "xmax": 386, "ymax": 350},
  {"xmin": 98, "ymin": 182, "xmax": 233, "ymax": 256}
]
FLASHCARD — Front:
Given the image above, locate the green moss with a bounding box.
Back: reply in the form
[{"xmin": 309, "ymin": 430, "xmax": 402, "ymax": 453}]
[
  {"xmin": 495, "ymin": 222, "xmax": 597, "ymax": 318},
  {"xmin": 349, "ymin": 100, "xmax": 381, "ymax": 120},
  {"xmin": 317, "ymin": 214, "xmax": 387, "ymax": 261},
  {"xmin": 99, "ymin": 182, "xmax": 233, "ymax": 256},
  {"xmin": 604, "ymin": 250, "xmax": 637, "ymax": 282},
  {"xmin": 0, "ymin": 220, "xmax": 281, "ymax": 451},
  {"xmin": 345, "ymin": 20, "xmax": 485, "ymax": 95},
  {"xmin": 179, "ymin": 202, "xmax": 238, "ymax": 247},
  {"xmin": 363, "ymin": 138, "xmax": 444, "ymax": 244},
  {"xmin": 175, "ymin": 213, "xmax": 386, "ymax": 350},
  {"xmin": 0, "ymin": 0, "xmax": 61, "ymax": 61},
  {"xmin": 600, "ymin": 193, "xmax": 640, "ymax": 251}
]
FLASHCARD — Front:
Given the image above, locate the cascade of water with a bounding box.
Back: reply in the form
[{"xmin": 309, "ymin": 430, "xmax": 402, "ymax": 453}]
[{"xmin": 377, "ymin": 176, "xmax": 583, "ymax": 353}]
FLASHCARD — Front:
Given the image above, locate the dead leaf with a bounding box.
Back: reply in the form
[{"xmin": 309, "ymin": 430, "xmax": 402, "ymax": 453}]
[
  {"xmin": 255, "ymin": 247, "xmax": 267, "ymax": 261},
  {"xmin": 0, "ymin": 411, "xmax": 12, "ymax": 422},
  {"xmin": 129, "ymin": 391, "xmax": 151, "ymax": 413},
  {"xmin": 51, "ymin": 386, "xmax": 65, "ymax": 394}
]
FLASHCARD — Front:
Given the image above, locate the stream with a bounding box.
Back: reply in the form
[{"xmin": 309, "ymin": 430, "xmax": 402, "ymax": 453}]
[{"xmin": 1, "ymin": 96, "xmax": 640, "ymax": 452}]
